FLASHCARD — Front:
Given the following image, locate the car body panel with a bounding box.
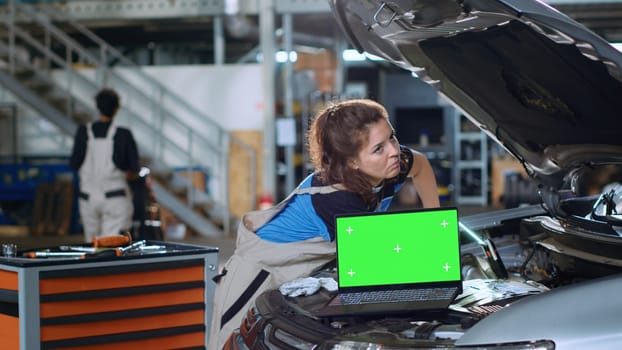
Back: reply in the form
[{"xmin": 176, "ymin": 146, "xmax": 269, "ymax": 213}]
[
  {"xmin": 456, "ymin": 274, "xmax": 622, "ymax": 348},
  {"xmin": 328, "ymin": 1, "xmax": 622, "ymax": 349},
  {"xmin": 330, "ymin": 0, "xmax": 622, "ymax": 195}
]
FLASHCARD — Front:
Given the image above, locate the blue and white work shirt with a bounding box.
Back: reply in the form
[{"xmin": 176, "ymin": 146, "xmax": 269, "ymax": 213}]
[{"xmin": 256, "ymin": 146, "xmax": 415, "ymax": 243}]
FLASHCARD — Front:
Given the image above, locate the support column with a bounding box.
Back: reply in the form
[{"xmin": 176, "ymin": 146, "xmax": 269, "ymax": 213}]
[
  {"xmin": 283, "ymin": 13, "xmax": 295, "ymax": 193},
  {"xmin": 213, "ymin": 15, "xmax": 225, "ymax": 65},
  {"xmin": 260, "ymin": 0, "xmax": 277, "ymax": 200}
]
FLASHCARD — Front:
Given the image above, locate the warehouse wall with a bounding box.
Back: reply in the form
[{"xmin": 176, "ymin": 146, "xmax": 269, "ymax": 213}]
[{"xmin": 139, "ymin": 64, "xmax": 264, "ymax": 130}]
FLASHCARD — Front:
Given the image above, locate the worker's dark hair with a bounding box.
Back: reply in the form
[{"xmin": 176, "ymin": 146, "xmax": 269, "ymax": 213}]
[
  {"xmin": 308, "ymin": 98, "xmax": 395, "ymax": 207},
  {"xmin": 95, "ymin": 88, "xmax": 120, "ymax": 118}
]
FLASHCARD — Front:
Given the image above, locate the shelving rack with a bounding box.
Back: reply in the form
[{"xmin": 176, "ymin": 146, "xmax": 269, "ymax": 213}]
[{"xmin": 452, "ymin": 112, "xmax": 488, "ymax": 206}]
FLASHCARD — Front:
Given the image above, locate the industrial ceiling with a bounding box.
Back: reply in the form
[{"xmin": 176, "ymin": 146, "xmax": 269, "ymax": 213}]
[{"xmin": 9, "ymin": 0, "xmax": 622, "ymax": 64}]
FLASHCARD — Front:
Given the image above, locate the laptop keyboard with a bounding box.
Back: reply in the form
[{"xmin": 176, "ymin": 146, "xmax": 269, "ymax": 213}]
[{"xmin": 341, "ymin": 287, "xmax": 456, "ymax": 305}]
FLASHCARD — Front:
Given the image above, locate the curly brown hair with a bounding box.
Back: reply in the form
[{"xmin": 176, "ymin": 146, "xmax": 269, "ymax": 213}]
[{"xmin": 308, "ymin": 98, "xmax": 394, "ymax": 206}]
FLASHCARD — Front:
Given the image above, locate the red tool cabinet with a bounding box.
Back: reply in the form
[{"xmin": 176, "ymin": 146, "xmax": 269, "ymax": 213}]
[{"xmin": 0, "ymin": 241, "xmax": 218, "ymax": 349}]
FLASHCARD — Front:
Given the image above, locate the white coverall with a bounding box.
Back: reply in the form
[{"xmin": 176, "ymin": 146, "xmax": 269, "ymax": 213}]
[
  {"xmin": 78, "ymin": 122, "xmax": 133, "ymax": 242},
  {"xmin": 208, "ymin": 184, "xmax": 338, "ymax": 349}
]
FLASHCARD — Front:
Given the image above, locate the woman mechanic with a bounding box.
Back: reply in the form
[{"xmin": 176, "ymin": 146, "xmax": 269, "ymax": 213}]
[{"xmin": 209, "ymin": 98, "xmax": 440, "ymax": 349}]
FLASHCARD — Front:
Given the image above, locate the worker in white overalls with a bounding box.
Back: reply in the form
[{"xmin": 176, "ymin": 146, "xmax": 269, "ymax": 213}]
[{"xmin": 69, "ymin": 88, "xmax": 140, "ymax": 242}]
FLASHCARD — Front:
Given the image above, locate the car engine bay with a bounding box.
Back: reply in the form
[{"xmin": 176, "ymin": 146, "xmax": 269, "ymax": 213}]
[{"xmin": 231, "ymin": 185, "xmax": 622, "ymax": 349}]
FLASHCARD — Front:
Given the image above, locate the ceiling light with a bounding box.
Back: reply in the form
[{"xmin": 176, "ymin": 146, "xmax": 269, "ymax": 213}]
[{"xmin": 256, "ymin": 51, "xmax": 298, "ymax": 63}]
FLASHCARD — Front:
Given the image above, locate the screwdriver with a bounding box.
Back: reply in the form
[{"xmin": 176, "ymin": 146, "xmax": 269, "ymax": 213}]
[{"xmin": 24, "ymin": 251, "xmax": 86, "ymax": 259}]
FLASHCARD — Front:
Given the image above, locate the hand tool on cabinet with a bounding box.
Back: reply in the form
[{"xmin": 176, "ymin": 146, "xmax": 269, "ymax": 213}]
[
  {"xmin": 59, "ymin": 245, "xmax": 110, "ymax": 253},
  {"xmin": 115, "ymin": 240, "xmax": 147, "ymax": 256},
  {"xmin": 92, "ymin": 233, "xmax": 132, "ymax": 248},
  {"xmin": 23, "ymin": 251, "xmax": 86, "ymax": 259}
]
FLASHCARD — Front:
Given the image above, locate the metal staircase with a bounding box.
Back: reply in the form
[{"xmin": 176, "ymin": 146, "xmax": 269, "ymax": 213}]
[{"xmin": 0, "ymin": 2, "xmax": 254, "ymax": 236}]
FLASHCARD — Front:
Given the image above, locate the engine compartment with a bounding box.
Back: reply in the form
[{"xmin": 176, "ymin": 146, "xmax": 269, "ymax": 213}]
[{"xmin": 235, "ymin": 194, "xmax": 622, "ymax": 348}]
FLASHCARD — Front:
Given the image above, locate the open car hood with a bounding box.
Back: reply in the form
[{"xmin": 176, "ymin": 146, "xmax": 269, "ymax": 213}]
[{"xmin": 330, "ymin": 0, "xmax": 622, "ymax": 194}]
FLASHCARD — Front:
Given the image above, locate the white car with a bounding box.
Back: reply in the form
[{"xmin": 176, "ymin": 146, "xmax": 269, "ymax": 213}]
[{"xmin": 224, "ymin": 1, "xmax": 622, "ymax": 349}]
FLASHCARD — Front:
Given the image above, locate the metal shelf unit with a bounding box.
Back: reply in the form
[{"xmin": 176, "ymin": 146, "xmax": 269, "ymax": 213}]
[{"xmin": 452, "ymin": 112, "xmax": 488, "ymax": 206}]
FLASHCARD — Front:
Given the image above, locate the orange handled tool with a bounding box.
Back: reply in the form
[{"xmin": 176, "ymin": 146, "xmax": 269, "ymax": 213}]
[{"xmin": 93, "ymin": 234, "xmax": 131, "ymax": 248}]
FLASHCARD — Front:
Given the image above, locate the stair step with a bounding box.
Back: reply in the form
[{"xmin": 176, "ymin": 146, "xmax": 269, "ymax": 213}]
[
  {"xmin": 22, "ymin": 80, "xmax": 54, "ymax": 94},
  {"xmin": 71, "ymin": 111, "xmax": 92, "ymax": 123},
  {"xmin": 13, "ymin": 68, "xmax": 37, "ymax": 80},
  {"xmin": 45, "ymin": 95, "xmax": 70, "ymax": 110}
]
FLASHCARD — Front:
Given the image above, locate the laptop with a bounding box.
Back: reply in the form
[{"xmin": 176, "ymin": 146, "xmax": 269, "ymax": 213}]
[{"xmin": 315, "ymin": 207, "xmax": 462, "ymax": 317}]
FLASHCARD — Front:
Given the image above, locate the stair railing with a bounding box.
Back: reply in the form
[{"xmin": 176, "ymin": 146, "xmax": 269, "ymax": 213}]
[{"xmin": 0, "ymin": 2, "xmax": 259, "ymax": 235}]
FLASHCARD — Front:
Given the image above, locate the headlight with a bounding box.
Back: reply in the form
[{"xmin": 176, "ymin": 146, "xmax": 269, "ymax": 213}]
[
  {"xmin": 321, "ymin": 339, "xmax": 555, "ymax": 350},
  {"xmin": 239, "ymin": 306, "xmax": 266, "ymax": 349},
  {"xmin": 263, "ymin": 323, "xmax": 318, "ymax": 350}
]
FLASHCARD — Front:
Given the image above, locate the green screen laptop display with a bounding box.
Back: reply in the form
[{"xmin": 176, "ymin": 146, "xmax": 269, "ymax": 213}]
[{"xmin": 335, "ymin": 208, "xmax": 460, "ymax": 289}]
